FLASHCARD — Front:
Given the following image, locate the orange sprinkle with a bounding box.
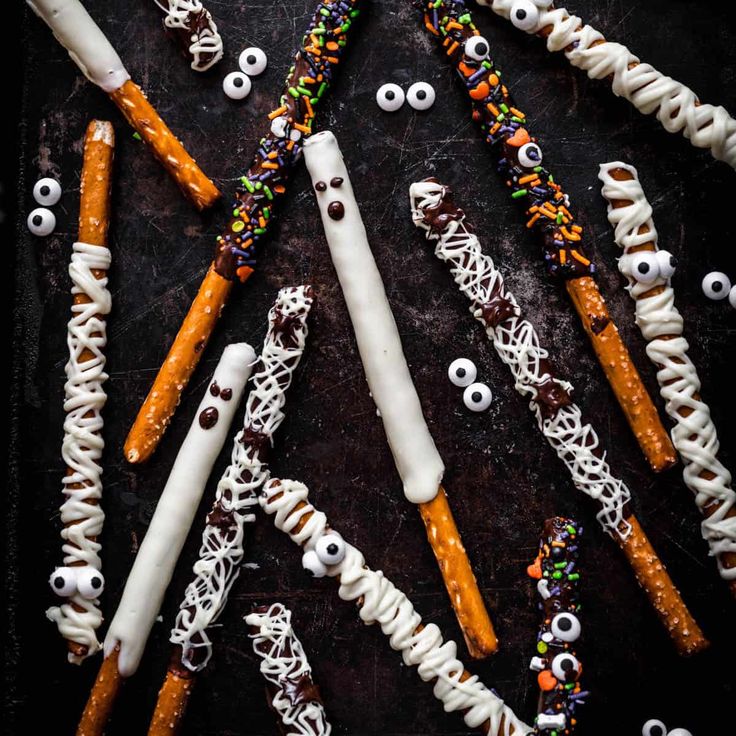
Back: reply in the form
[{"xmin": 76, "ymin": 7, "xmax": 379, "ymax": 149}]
[
  {"xmin": 486, "ymin": 101, "xmax": 499, "ymax": 116},
  {"xmin": 489, "ymin": 74, "xmax": 499, "ymax": 86},
  {"xmin": 261, "ymin": 162, "xmax": 279, "ymax": 170},
  {"xmin": 274, "ymin": 184, "xmax": 286, "ymax": 194},
  {"xmin": 267, "ymin": 151, "xmax": 278, "ymax": 159},
  {"xmin": 302, "ymin": 77, "xmax": 316, "ymax": 84},
  {"xmin": 489, "ymin": 122, "xmax": 501, "ymax": 135},
  {"xmin": 268, "ymin": 106, "xmax": 287, "ymax": 120},
  {"xmin": 326, "ymin": 41, "xmax": 339, "ymax": 51},
  {"xmin": 447, "ymin": 21, "xmax": 464, "ymax": 31},
  {"xmin": 560, "ymin": 206, "xmax": 573, "ymax": 219},
  {"xmin": 526, "ymin": 213, "xmax": 541, "ymax": 228},
  {"xmin": 572, "ymin": 224, "xmax": 583, "ymax": 233},
  {"xmin": 294, "ymin": 123, "xmax": 311, "ymax": 134},
  {"xmin": 304, "ymin": 97, "xmax": 314, "ymax": 117},
  {"xmin": 510, "ymin": 107, "xmax": 525, "ymax": 118},
  {"xmin": 446, "ymin": 40, "xmax": 459, "ymax": 56},
  {"xmin": 518, "ymin": 174, "xmax": 537, "ymax": 185},
  {"xmin": 425, "ymin": 19, "xmax": 439, "ymax": 36},
  {"xmin": 561, "ymin": 227, "xmax": 581, "ymax": 242},
  {"xmin": 259, "ymin": 217, "xmax": 266, "ymax": 228},
  {"xmin": 559, "ymin": 249, "xmax": 567, "ymax": 264},
  {"xmin": 325, "ymin": 56, "xmax": 339, "ymax": 64},
  {"xmin": 571, "ymin": 250, "xmax": 591, "ymax": 266},
  {"xmin": 236, "ymin": 265, "xmax": 254, "ymax": 282},
  {"xmin": 305, "ymin": 45, "xmax": 321, "ymax": 56}
]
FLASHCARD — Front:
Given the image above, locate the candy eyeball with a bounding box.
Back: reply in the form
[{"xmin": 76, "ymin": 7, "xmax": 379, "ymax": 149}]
[
  {"xmin": 667, "ymin": 730, "xmax": 693, "ymax": 736},
  {"xmin": 376, "ymin": 83, "xmax": 405, "ymax": 112},
  {"xmin": 33, "ymin": 177, "xmax": 61, "ymax": 206},
  {"xmin": 510, "ymin": 0, "xmax": 540, "ymax": 31},
  {"xmin": 407, "ymin": 82, "xmax": 435, "ymax": 111},
  {"xmin": 27, "ymin": 207, "xmax": 56, "ymax": 236},
  {"xmin": 729, "ymin": 284, "xmax": 736, "ymax": 309},
  {"xmin": 464, "ymin": 35, "xmax": 490, "ymax": 61},
  {"xmin": 448, "ymin": 358, "xmax": 477, "ymax": 387},
  {"xmin": 223, "ymin": 71, "xmax": 252, "ymax": 100},
  {"xmin": 642, "ymin": 720, "xmax": 667, "ymax": 736},
  {"xmin": 49, "ymin": 567, "xmax": 77, "ymax": 597},
  {"xmin": 655, "ymin": 250, "xmax": 677, "ymax": 279},
  {"xmin": 302, "ymin": 549, "xmax": 328, "ymax": 578},
  {"xmin": 76, "ymin": 567, "xmax": 105, "ymax": 599},
  {"xmin": 627, "ymin": 251, "xmax": 660, "ymax": 284},
  {"xmin": 315, "ymin": 532, "xmax": 346, "ymax": 566},
  {"xmin": 463, "ymin": 383, "xmax": 493, "ymax": 412},
  {"xmin": 550, "ymin": 652, "xmax": 580, "ymax": 682},
  {"xmin": 702, "ymin": 271, "xmax": 731, "ymax": 300},
  {"xmin": 517, "ymin": 142, "xmax": 543, "ymax": 168},
  {"xmin": 550, "ymin": 612, "xmax": 581, "ymax": 642},
  {"xmin": 238, "ymin": 47, "xmax": 267, "ymax": 76}
]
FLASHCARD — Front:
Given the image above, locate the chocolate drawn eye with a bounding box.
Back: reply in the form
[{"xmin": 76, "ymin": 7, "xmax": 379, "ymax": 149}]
[
  {"xmin": 376, "ymin": 83, "xmax": 405, "ymax": 112},
  {"xmin": 76, "ymin": 568, "xmax": 105, "ymax": 599},
  {"xmin": 510, "ymin": 0, "xmax": 540, "ymax": 31},
  {"xmin": 448, "ymin": 358, "xmax": 477, "ymax": 387},
  {"xmin": 550, "ymin": 652, "xmax": 580, "ymax": 681},
  {"xmin": 655, "ymin": 250, "xmax": 676, "ymax": 279},
  {"xmin": 517, "ymin": 142, "xmax": 543, "ymax": 168},
  {"xmin": 238, "ymin": 47, "xmax": 267, "ymax": 76},
  {"xmin": 702, "ymin": 271, "xmax": 731, "ymax": 300},
  {"xmin": 464, "ymin": 35, "xmax": 490, "ymax": 61},
  {"xmin": 49, "ymin": 567, "xmax": 77, "ymax": 597},
  {"xmin": 33, "ymin": 177, "xmax": 61, "ymax": 206},
  {"xmin": 302, "ymin": 549, "xmax": 328, "ymax": 578},
  {"xmin": 223, "ymin": 71, "xmax": 252, "ymax": 100},
  {"xmin": 315, "ymin": 533, "xmax": 346, "ymax": 566},
  {"xmin": 463, "ymin": 383, "xmax": 493, "ymax": 412},
  {"xmin": 641, "ymin": 719, "xmax": 667, "ymax": 736},
  {"xmin": 407, "ymin": 82, "xmax": 435, "ymax": 111},
  {"xmin": 550, "ymin": 612, "xmax": 581, "ymax": 642},
  {"xmin": 27, "ymin": 207, "xmax": 56, "ymax": 236}
]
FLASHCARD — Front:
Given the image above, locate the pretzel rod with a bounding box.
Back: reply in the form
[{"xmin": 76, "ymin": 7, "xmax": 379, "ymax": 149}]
[
  {"xmin": 76, "ymin": 647, "xmax": 124, "ymax": 736},
  {"xmin": 259, "ymin": 478, "xmax": 532, "ymax": 735},
  {"xmin": 599, "ymin": 162, "xmax": 736, "ymax": 593},
  {"xmin": 27, "ymin": 0, "xmax": 220, "ymax": 210},
  {"xmin": 246, "ymin": 602, "xmax": 332, "ymax": 735},
  {"xmin": 124, "ymin": 0, "xmax": 363, "ymax": 464},
  {"xmin": 478, "ymin": 1, "xmax": 736, "ymax": 169},
  {"xmin": 47, "ymin": 120, "xmax": 114, "ymax": 664},
  {"xmin": 415, "ymin": 0, "xmax": 675, "ymax": 473},
  {"xmin": 148, "ymin": 286, "xmax": 314, "ymax": 735},
  {"xmin": 410, "ymin": 180, "xmax": 707, "ymax": 655},
  {"xmin": 303, "ymin": 130, "xmax": 496, "ymax": 657}
]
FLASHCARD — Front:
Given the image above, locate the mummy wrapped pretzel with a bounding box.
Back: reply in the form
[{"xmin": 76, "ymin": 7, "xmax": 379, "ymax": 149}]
[
  {"xmin": 246, "ymin": 603, "xmax": 332, "ymax": 736},
  {"xmin": 599, "ymin": 162, "xmax": 736, "ymax": 593},
  {"xmin": 27, "ymin": 0, "xmax": 219, "ymax": 210},
  {"xmin": 124, "ymin": 0, "xmax": 363, "ymax": 465},
  {"xmin": 260, "ymin": 478, "xmax": 532, "ymax": 736},
  {"xmin": 409, "ymin": 179, "xmax": 708, "ymax": 655},
  {"xmin": 303, "ymin": 130, "xmax": 497, "ymax": 658},
  {"xmin": 47, "ymin": 120, "xmax": 114, "ymax": 665},
  {"xmin": 146, "ymin": 286, "xmax": 314, "ymax": 736},
  {"xmin": 415, "ymin": 0, "xmax": 675, "ymax": 474},
  {"xmin": 478, "ymin": 1, "xmax": 736, "ymax": 170},
  {"xmin": 77, "ymin": 343, "xmax": 255, "ymax": 736},
  {"xmin": 527, "ymin": 518, "xmax": 588, "ymax": 734}
]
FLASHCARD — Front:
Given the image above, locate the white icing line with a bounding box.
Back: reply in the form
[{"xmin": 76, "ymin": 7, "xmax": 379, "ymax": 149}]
[
  {"xmin": 155, "ymin": 0, "xmax": 224, "ymax": 72},
  {"xmin": 27, "ymin": 0, "xmax": 130, "ymax": 92},
  {"xmin": 303, "ymin": 131, "xmax": 444, "ymax": 505},
  {"xmin": 170, "ymin": 286, "xmax": 313, "ymax": 671},
  {"xmin": 480, "ymin": 0, "xmax": 736, "ymax": 169},
  {"xmin": 260, "ymin": 479, "xmax": 532, "ymax": 736},
  {"xmin": 410, "ymin": 181, "xmax": 632, "ymax": 538},
  {"xmin": 104, "ymin": 342, "xmax": 256, "ymax": 678},
  {"xmin": 599, "ymin": 162, "xmax": 736, "ymax": 580}
]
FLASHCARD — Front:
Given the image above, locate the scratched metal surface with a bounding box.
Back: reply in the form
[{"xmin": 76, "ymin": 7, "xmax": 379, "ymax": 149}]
[{"xmin": 8, "ymin": 0, "xmax": 736, "ymax": 733}]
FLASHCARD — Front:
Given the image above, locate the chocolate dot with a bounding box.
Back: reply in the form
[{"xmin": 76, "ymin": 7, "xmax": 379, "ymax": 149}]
[
  {"xmin": 327, "ymin": 201, "xmax": 345, "ymax": 220},
  {"xmin": 199, "ymin": 406, "xmax": 219, "ymax": 429},
  {"xmin": 330, "ymin": 177, "xmax": 343, "ymax": 188},
  {"xmin": 32, "ymin": 215, "xmax": 42, "ymax": 226},
  {"xmin": 315, "ymin": 181, "xmax": 327, "ymax": 192},
  {"xmin": 40, "ymin": 185, "xmax": 50, "ymax": 196},
  {"xmin": 209, "ymin": 381, "xmax": 220, "ymax": 397},
  {"xmin": 220, "ymin": 388, "xmax": 233, "ymax": 401}
]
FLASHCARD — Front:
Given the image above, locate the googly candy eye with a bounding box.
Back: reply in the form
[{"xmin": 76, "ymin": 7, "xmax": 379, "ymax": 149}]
[
  {"xmin": 33, "ymin": 177, "xmax": 61, "ymax": 206},
  {"xmin": 76, "ymin": 567, "xmax": 105, "ymax": 599},
  {"xmin": 642, "ymin": 720, "xmax": 667, "ymax": 736},
  {"xmin": 315, "ymin": 532, "xmax": 346, "ymax": 566},
  {"xmin": 27, "ymin": 207, "xmax": 56, "ymax": 236},
  {"xmin": 655, "ymin": 250, "xmax": 677, "ymax": 279},
  {"xmin": 627, "ymin": 252, "xmax": 660, "ymax": 284},
  {"xmin": 49, "ymin": 567, "xmax": 77, "ymax": 597},
  {"xmin": 550, "ymin": 652, "xmax": 580, "ymax": 682},
  {"xmin": 464, "ymin": 35, "xmax": 490, "ymax": 61},
  {"xmin": 463, "ymin": 383, "xmax": 493, "ymax": 412},
  {"xmin": 702, "ymin": 271, "xmax": 731, "ymax": 300},
  {"xmin": 238, "ymin": 47, "xmax": 267, "ymax": 76},
  {"xmin": 550, "ymin": 612, "xmax": 581, "ymax": 642},
  {"xmin": 302, "ymin": 549, "xmax": 328, "ymax": 578},
  {"xmin": 667, "ymin": 730, "xmax": 693, "ymax": 736},
  {"xmin": 448, "ymin": 358, "xmax": 477, "ymax": 387},
  {"xmin": 376, "ymin": 83, "xmax": 405, "ymax": 112},
  {"xmin": 517, "ymin": 142, "xmax": 543, "ymax": 168},
  {"xmin": 223, "ymin": 71, "xmax": 252, "ymax": 100},
  {"xmin": 407, "ymin": 82, "xmax": 435, "ymax": 111},
  {"xmin": 510, "ymin": 0, "xmax": 540, "ymax": 31},
  {"xmin": 729, "ymin": 284, "xmax": 736, "ymax": 309}
]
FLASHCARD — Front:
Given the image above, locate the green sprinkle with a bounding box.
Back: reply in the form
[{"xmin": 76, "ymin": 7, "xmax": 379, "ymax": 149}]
[
  {"xmin": 244, "ymin": 180, "xmax": 255, "ymax": 193},
  {"xmin": 512, "ymin": 189, "xmax": 527, "ymax": 199},
  {"xmin": 552, "ymin": 571, "xmax": 563, "ymax": 580},
  {"xmin": 554, "ymin": 561, "xmax": 566, "ymax": 569},
  {"xmin": 312, "ymin": 27, "xmax": 325, "ymax": 35},
  {"xmin": 310, "ymin": 98, "xmax": 320, "ymax": 105},
  {"xmin": 320, "ymin": 8, "xmax": 329, "ymax": 16},
  {"xmin": 254, "ymin": 228, "xmax": 266, "ymax": 235},
  {"xmin": 318, "ymin": 82, "xmax": 328, "ymax": 98},
  {"xmin": 537, "ymin": 641, "xmax": 548, "ymax": 654},
  {"xmin": 482, "ymin": 60, "xmax": 491, "ymax": 69},
  {"xmin": 496, "ymin": 113, "xmax": 506, "ymax": 122},
  {"xmin": 338, "ymin": 39, "xmax": 347, "ymax": 47},
  {"xmin": 548, "ymin": 175, "xmax": 555, "ymax": 184},
  {"xmin": 458, "ymin": 13, "xmax": 471, "ymax": 24},
  {"xmin": 263, "ymin": 207, "xmax": 270, "ymax": 219},
  {"xmin": 500, "ymin": 103, "xmax": 509, "ymax": 113},
  {"xmin": 255, "ymin": 181, "xmax": 263, "ymax": 190},
  {"xmin": 534, "ymin": 166, "xmax": 543, "ymax": 173},
  {"xmin": 511, "ymin": 116, "xmax": 524, "ymax": 123},
  {"xmin": 565, "ymin": 683, "xmax": 575, "ymax": 691},
  {"xmin": 568, "ymin": 573, "xmax": 580, "ymax": 581},
  {"xmin": 232, "ymin": 209, "xmax": 240, "ymax": 217},
  {"xmin": 264, "ymin": 186, "xmax": 274, "ymax": 200},
  {"xmin": 297, "ymin": 86, "xmax": 311, "ymax": 96},
  {"xmin": 350, "ymin": 9, "xmax": 360, "ymax": 17},
  {"xmin": 288, "ymin": 87, "xmax": 300, "ymax": 98},
  {"xmin": 566, "ymin": 524, "xmax": 576, "ymax": 535},
  {"xmin": 556, "ymin": 212, "xmax": 564, "ymax": 224},
  {"xmin": 132, "ymin": 132, "xmax": 142, "ymax": 141}
]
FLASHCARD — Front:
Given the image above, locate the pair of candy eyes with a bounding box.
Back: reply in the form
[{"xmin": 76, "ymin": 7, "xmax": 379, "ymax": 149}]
[
  {"xmin": 376, "ymin": 82, "xmax": 436, "ymax": 112},
  {"xmin": 620, "ymin": 250, "xmax": 676, "ymax": 284},
  {"xmin": 223, "ymin": 47, "xmax": 268, "ymax": 100},
  {"xmin": 701, "ymin": 271, "xmax": 736, "ymax": 307},
  {"xmin": 302, "ymin": 532, "xmax": 346, "ymax": 577},
  {"xmin": 28, "ymin": 178, "xmax": 62, "ymax": 236},
  {"xmin": 642, "ymin": 721, "xmax": 692, "ymax": 736},
  {"xmin": 447, "ymin": 359, "xmax": 493, "ymax": 411},
  {"xmin": 49, "ymin": 566, "xmax": 104, "ymax": 599}
]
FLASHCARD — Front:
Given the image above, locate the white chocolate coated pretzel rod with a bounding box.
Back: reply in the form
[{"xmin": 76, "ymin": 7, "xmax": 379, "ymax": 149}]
[
  {"xmin": 599, "ymin": 162, "xmax": 736, "ymax": 590},
  {"xmin": 410, "ymin": 179, "xmax": 708, "ymax": 655},
  {"xmin": 479, "ymin": 1, "xmax": 736, "ymax": 169},
  {"xmin": 259, "ymin": 478, "xmax": 532, "ymax": 736}
]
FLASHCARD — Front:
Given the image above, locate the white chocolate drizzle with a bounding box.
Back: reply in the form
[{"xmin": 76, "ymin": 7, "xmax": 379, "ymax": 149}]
[
  {"xmin": 46, "ymin": 241, "xmax": 111, "ymax": 662},
  {"xmin": 481, "ymin": 1, "xmax": 736, "ymax": 169},
  {"xmin": 410, "ymin": 181, "xmax": 631, "ymax": 538},
  {"xmin": 599, "ymin": 162, "xmax": 736, "ymax": 580},
  {"xmin": 260, "ymin": 479, "xmax": 531, "ymax": 736},
  {"xmin": 170, "ymin": 286, "xmax": 314, "ymax": 671}
]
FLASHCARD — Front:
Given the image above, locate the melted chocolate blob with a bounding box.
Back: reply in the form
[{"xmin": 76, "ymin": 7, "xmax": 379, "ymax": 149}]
[
  {"xmin": 315, "ymin": 181, "xmax": 327, "ymax": 192},
  {"xmin": 220, "ymin": 388, "xmax": 233, "ymax": 401},
  {"xmin": 327, "ymin": 201, "xmax": 345, "ymax": 220},
  {"xmin": 210, "ymin": 381, "xmax": 220, "ymax": 397},
  {"xmin": 330, "ymin": 177, "xmax": 343, "ymax": 188},
  {"xmin": 590, "ymin": 315, "xmax": 610, "ymax": 335},
  {"xmin": 199, "ymin": 406, "xmax": 219, "ymax": 429},
  {"xmin": 480, "ymin": 294, "xmax": 517, "ymax": 328}
]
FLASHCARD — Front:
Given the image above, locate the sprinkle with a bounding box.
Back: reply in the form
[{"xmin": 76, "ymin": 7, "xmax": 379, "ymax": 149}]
[{"xmin": 511, "ymin": 189, "xmax": 527, "ymax": 199}]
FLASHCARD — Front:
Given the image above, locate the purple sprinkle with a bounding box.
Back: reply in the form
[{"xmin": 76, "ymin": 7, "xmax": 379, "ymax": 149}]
[{"xmin": 468, "ymin": 69, "xmax": 487, "ymax": 85}]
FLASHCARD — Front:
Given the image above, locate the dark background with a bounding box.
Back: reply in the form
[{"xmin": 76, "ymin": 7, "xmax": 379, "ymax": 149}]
[{"xmin": 5, "ymin": 1, "xmax": 736, "ymax": 733}]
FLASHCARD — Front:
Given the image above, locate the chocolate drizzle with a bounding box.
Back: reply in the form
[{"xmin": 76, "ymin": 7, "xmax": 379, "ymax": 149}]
[
  {"xmin": 590, "ymin": 315, "xmax": 610, "ymax": 335},
  {"xmin": 480, "ymin": 293, "xmax": 518, "ymax": 328},
  {"xmin": 281, "ymin": 673, "xmax": 323, "ymax": 707},
  {"xmin": 198, "ymin": 406, "xmax": 219, "ymax": 429},
  {"xmin": 417, "ymin": 178, "xmax": 464, "ymax": 234},
  {"xmin": 535, "ymin": 377, "xmax": 573, "ymax": 420}
]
